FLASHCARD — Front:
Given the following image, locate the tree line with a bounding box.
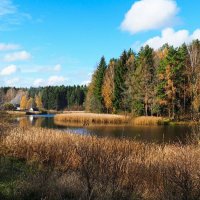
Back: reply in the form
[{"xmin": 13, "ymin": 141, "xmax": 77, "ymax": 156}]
[
  {"xmin": 86, "ymin": 40, "xmax": 200, "ymax": 120},
  {"xmin": 0, "ymin": 85, "xmax": 87, "ymax": 111}
]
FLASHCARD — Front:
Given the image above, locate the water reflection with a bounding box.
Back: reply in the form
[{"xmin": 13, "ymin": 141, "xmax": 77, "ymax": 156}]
[{"xmin": 17, "ymin": 115, "xmax": 193, "ymax": 143}]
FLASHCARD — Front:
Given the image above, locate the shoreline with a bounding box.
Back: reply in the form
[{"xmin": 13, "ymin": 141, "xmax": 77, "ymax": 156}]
[{"xmin": 2, "ymin": 111, "xmax": 199, "ymax": 126}]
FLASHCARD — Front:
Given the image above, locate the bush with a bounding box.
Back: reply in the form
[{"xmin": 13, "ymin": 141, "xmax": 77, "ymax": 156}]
[{"xmin": 3, "ymin": 103, "xmax": 15, "ymax": 111}]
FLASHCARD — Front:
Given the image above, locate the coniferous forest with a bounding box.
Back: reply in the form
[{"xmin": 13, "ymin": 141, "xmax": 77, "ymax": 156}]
[
  {"xmin": 0, "ymin": 85, "xmax": 87, "ymax": 111},
  {"xmin": 86, "ymin": 40, "xmax": 200, "ymax": 120}
]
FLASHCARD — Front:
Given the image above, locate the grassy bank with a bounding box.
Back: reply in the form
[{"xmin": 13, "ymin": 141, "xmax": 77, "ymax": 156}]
[{"xmin": 0, "ymin": 127, "xmax": 200, "ymax": 200}]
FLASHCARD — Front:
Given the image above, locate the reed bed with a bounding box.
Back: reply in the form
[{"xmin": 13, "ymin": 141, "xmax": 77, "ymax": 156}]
[
  {"xmin": 54, "ymin": 113, "xmax": 128, "ymax": 125},
  {"xmin": 131, "ymin": 116, "xmax": 165, "ymax": 125},
  {"xmin": 0, "ymin": 127, "xmax": 200, "ymax": 199},
  {"xmin": 54, "ymin": 113, "xmax": 168, "ymax": 126}
]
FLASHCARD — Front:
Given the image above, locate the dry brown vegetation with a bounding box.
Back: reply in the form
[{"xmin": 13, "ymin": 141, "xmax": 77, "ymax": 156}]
[
  {"xmin": 54, "ymin": 113, "xmax": 128, "ymax": 126},
  {"xmin": 130, "ymin": 116, "xmax": 165, "ymax": 125},
  {"xmin": 0, "ymin": 127, "xmax": 200, "ymax": 200},
  {"xmin": 54, "ymin": 113, "xmax": 168, "ymax": 126}
]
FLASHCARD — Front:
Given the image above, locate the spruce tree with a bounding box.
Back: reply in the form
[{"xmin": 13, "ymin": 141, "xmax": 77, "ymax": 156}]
[{"xmin": 113, "ymin": 51, "xmax": 129, "ymax": 112}]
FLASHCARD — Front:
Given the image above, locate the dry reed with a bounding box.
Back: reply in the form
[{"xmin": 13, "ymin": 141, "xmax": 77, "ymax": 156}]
[
  {"xmin": 131, "ymin": 116, "xmax": 165, "ymax": 125},
  {"xmin": 54, "ymin": 113, "xmax": 128, "ymax": 125},
  {"xmin": 0, "ymin": 127, "xmax": 200, "ymax": 199}
]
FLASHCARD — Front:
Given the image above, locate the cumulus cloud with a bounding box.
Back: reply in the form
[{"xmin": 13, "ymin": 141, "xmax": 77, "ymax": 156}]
[
  {"xmin": 4, "ymin": 50, "xmax": 31, "ymax": 62},
  {"xmin": 144, "ymin": 28, "xmax": 200, "ymax": 49},
  {"xmin": 0, "ymin": 43, "xmax": 20, "ymax": 51},
  {"xmin": 33, "ymin": 76, "xmax": 67, "ymax": 87},
  {"xmin": 121, "ymin": 0, "xmax": 179, "ymax": 34},
  {"xmin": 0, "ymin": 64, "xmax": 17, "ymax": 75}
]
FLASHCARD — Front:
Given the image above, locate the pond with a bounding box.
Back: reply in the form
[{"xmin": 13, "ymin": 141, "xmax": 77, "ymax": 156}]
[{"xmin": 16, "ymin": 114, "xmax": 194, "ymax": 143}]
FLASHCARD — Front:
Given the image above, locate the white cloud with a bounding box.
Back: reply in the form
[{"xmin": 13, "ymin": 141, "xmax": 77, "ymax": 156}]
[
  {"xmin": 4, "ymin": 50, "xmax": 31, "ymax": 62},
  {"xmin": 54, "ymin": 64, "xmax": 61, "ymax": 72},
  {"xmin": 0, "ymin": 64, "xmax": 17, "ymax": 75},
  {"xmin": 33, "ymin": 76, "xmax": 67, "ymax": 87},
  {"xmin": 121, "ymin": 0, "xmax": 179, "ymax": 34},
  {"xmin": 144, "ymin": 28, "xmax": 200, "ymax": 49},
  {"xmin": 33, "ymin": 78, "xmax": 45, "ymax": 87},
  {"xmin": 0, "ymin": 43, "xmax": 20, "ymax": 51},
  {"xmin": 0, "ymin": 0, "xmax": 31, "ymax": 30},
  {"xmin": 0, "ymin": 0, "xmax": 16, "ymax": 16},
  {"xmin": 81, "ymin": 80, "xmax": 90, "ymax": 86},
  {"xmin": 81, "ymin": 72, "xmax": 92, "ymax": 85},
  {"xmin": 5, "ymin": 77, "xmax": 20, "ymax": 86},
  {"xmin": 48, "ymin": 76, "xmax": 66, "ymax": 85}
]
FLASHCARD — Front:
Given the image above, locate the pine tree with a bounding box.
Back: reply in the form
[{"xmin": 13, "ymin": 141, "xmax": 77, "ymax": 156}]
[
  {"xmin": 128, "ymin": 46, "xmax": 155, "ymax": 116},
  {"xmin": 86, "ymin": 57, "xmax": 107, "ymax": 112},
  {"xmin": 113, "ymin": 51, "xmax": 129, "ymax": 112},
  {"xmin": 93, "ymin": 57, "xmax": 107, "ymax": 103}
]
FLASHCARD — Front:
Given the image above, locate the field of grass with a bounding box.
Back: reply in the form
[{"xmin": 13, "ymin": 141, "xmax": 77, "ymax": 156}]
[
  {"xmin": 130, "ymin": 116, "xmax": 166, "ymax": 125},
  {"xmin": 54, "ymin": 113, "xmax": 171, "ymax": 126},
  {"xmin": 54, "ymin": 113, "xmax": 128, "ymax": 126},
  {"xmin": 0, "ymin": 126, "xmax": 200, "ymax": 200}
]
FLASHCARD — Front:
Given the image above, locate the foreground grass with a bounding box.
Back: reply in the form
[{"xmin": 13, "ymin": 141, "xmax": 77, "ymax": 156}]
[{"xmin": 0, "ymin": 127, "xmax": 200, "ymax": 200}]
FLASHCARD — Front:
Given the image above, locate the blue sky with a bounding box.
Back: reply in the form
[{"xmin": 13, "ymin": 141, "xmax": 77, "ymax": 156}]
[{"xmin": 0, "ymin": 0, "xmax": 199, "ymax": 87}]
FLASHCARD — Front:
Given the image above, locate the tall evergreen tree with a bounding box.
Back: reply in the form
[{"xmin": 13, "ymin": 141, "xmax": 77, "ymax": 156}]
[
  {"xmin": 113, "ymin": 51, "xmax": 129, "ymax": 112},
  {"xmin": 86, "ymin": 57, "xmax": 107, "ymax": 112}
]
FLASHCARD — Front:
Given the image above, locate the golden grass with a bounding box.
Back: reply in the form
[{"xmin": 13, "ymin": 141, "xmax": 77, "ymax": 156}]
[
  {"xmin": 0, "ymin": 127, "xmax": 200, "ymax": 199},
  {"xmin": 54, "ymin": 113, "xmax": 128, "ymax": 125},
  {"xmin": 54, "ymin": 113, "xmax": 169, "ymax": 126},
  {"xmin": 6, "ymin": 111, "xmax": 26, "ymax": 115},
  {"xmin": 131, "ymin": 116, "xmax": 165, "ymax": 125}
]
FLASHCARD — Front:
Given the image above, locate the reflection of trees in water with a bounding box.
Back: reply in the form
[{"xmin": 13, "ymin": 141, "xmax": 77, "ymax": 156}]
[
  {"xmin": 19, "ymin": 118, "xmax": 30, "ymax": 128},
  {"xmin": 35, "ymin": 118, "xmax": 44, "ymax": 127},
  {"xmin": 19, "ymin": 117, "xmax": 45, "ymax": 128}
]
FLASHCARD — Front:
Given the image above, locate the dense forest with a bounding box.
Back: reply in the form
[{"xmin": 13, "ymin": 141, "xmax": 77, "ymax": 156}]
[
  {"xmin": 0, "ymin": 85, "xmax": 87, "ymax": 111},
  {"xmin": 86, "ymin": 40, "xmax": 200, "ymax": 120}
]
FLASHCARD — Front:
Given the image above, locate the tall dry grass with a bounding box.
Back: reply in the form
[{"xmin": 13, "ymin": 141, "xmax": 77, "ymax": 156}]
[
  {"xmin": 0, "ymin": 127, "xmax": 200, "ymax": 199},
  {"xmin": 54, "ymin": 113, "xmax": 128, "ymax": 126},
  {"xmin": 131, "ymin": 116, "xmax": 165, "ymax": 125}
]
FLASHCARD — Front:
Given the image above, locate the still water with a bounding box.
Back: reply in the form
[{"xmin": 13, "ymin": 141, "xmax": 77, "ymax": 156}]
[{"xmin": 17, "ymin": 114, "xmax": 194, "ymax": 143}]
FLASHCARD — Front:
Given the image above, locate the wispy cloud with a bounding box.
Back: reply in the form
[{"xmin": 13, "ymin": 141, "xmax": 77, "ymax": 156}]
[
  {"xmin": 0, "ymin": 43, "xmax": 20, "ymax": 51},
  {"xmin": 54, "ymin": 64, "xmax": 61, "ymax": 72},
  {"xmin": 0, "ymin": 0, "xmax": 16, "ymax": 16},
  {"xmin": 0, "ymin": 0, "xmax": 31, "ymax": 30},
  {"xmin": 4, "ymin": 50, "xmax": 31, "ymax": 62},
  {"xmin": 21, "ymin": 64, "xmax": 62, "ymax": 73},
  {"xmin": 0, "ymin": 64, "xmax": 17, "ymax": 75},
  {"xmin": 33, "ymin": 76, "xmax": 67, "ymax": 87},
  {"xmin": 5, "ymin": 77, "xmax": 20, "ymax": 86}
]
